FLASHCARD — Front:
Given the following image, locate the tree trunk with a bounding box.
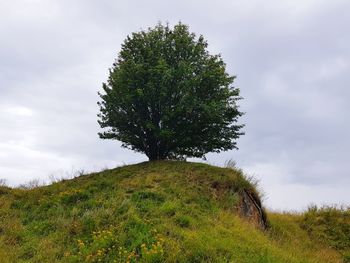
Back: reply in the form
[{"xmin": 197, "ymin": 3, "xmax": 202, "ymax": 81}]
[{"xmin": 147, "ymin": 144, "xmax": 166, "ymax": 161}]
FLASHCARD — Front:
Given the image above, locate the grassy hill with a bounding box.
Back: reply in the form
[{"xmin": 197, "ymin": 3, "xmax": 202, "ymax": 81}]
[{"xmin": 0, "ymin": 161, "xmax": 349, "ymax": 262}]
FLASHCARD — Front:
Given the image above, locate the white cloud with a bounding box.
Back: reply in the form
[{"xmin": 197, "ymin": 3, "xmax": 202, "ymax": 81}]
[{"xmin": 2, "ymin": 106, "xmax": 34, "ymax": 116}]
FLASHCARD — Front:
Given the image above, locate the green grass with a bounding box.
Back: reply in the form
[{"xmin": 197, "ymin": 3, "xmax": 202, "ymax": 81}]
[{"xmin": 0, "ymin": 161, "xmax": 348, "ymax": 262}]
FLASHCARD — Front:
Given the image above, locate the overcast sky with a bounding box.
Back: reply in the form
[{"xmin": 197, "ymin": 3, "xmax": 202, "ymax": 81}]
[{"xmin": 1, "ymin": 0, "xmax": 349, "ymax": 210}]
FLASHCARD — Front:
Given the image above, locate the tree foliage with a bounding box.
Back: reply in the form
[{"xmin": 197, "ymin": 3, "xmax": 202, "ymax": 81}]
[{"xmin": 98, "ymin": 23, "xmax": 244, "ymax": 160}]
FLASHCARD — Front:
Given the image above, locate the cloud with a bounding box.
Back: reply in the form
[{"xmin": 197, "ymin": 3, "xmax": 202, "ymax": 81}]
[
  {"xmin": 2, "ymin": 105, "xmax": 34, "ymax": 117},
  {"xmin": 0, "ymin": 0, "xmax": 349, "ymax": 210}
]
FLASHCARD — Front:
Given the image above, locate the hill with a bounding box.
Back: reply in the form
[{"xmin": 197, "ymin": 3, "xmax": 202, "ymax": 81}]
[{"xmin": 0, "ymin": 161, "xmax": 349, "ymax": 262}]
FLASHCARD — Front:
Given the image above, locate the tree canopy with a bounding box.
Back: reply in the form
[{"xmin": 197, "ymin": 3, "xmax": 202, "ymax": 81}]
[{"xmin": 98, "ymin": 23, "xmax": 244, "ymax": 160}]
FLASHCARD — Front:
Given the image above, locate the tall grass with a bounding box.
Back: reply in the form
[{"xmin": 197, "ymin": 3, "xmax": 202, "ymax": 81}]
[{"xmin": 0, "ymin": 161, "xmax": 347, "ymax": 262}]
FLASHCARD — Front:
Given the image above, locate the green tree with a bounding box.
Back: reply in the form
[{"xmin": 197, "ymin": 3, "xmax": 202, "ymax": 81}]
[{"xmin": 98, "ymin": 23, "xmax": 244, "ymax": 161}]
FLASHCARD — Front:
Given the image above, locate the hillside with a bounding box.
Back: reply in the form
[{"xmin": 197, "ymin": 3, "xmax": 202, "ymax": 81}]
[{"xmin": 0, "ymin": 161, "xmax": 349, "ymax": 262}]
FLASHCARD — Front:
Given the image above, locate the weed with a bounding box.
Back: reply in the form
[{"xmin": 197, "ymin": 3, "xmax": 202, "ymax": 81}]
[{"xmin": 175, "ymin": 215, "xmax": 191, "ymax": 228}]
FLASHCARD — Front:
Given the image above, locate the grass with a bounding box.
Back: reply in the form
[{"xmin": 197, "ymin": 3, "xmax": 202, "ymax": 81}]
[{"xmin": 0, "ymin": 161, "xmax": 348, "ymax": 262}]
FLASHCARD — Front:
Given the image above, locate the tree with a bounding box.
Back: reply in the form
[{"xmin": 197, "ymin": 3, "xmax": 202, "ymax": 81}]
[{"xmin": 97, "ymin": 22, "xmax": 244, "ymax": 161}]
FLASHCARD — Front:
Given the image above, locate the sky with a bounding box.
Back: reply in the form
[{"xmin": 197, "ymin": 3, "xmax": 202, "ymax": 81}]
[{"xmin": 0, "ymin": 0, "xmax": 349, "ymax": 210}]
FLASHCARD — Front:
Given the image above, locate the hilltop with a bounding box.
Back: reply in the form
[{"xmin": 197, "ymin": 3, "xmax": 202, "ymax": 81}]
[{"xmin": 0, "ymin": 161, "xmax": 349, "ymax": 262}]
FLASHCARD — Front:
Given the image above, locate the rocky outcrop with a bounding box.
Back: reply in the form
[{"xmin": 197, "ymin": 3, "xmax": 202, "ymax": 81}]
[{"xmin": 238, "ymin": 189, "xmax": 268, "ymax": 230}]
